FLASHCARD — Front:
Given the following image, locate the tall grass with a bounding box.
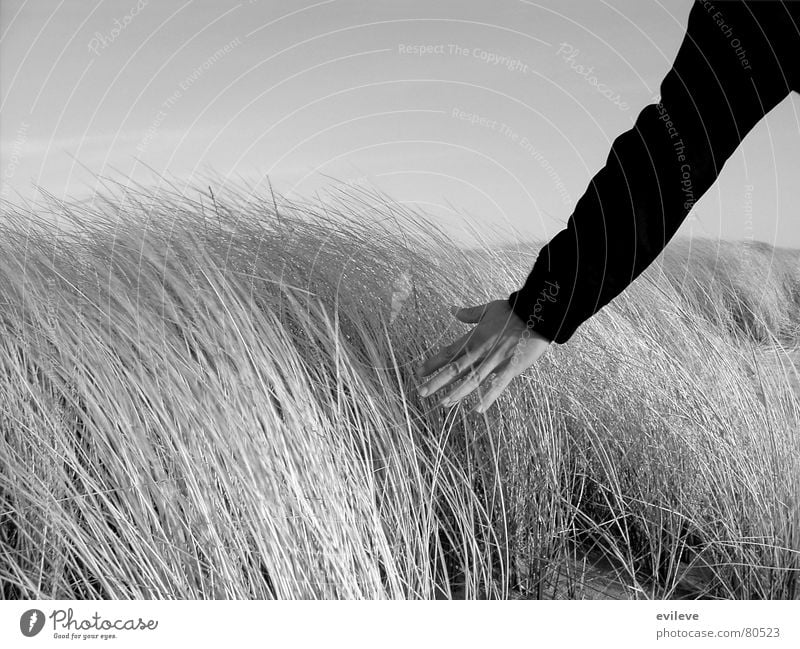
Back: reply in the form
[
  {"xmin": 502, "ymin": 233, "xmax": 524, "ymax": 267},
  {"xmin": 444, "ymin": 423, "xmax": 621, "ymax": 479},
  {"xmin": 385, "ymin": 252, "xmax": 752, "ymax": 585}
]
[{"xmin": 1, "ymin": 180, "xmax": 798, "ymax": 599}]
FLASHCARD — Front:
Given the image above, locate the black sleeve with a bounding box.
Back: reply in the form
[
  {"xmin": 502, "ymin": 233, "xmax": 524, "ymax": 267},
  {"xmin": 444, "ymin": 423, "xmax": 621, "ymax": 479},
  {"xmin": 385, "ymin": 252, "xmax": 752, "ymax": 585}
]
[{"xmin": 509, "ymin": 0, "xmax": 798, "ymax": 344}]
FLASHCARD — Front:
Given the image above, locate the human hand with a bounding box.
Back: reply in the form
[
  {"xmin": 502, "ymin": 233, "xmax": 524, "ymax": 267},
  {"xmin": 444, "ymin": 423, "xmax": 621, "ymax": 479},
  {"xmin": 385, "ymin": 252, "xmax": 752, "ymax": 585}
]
[{"xmin": 415, "ymin": 300, "xmax": 551, "ymax": 413}]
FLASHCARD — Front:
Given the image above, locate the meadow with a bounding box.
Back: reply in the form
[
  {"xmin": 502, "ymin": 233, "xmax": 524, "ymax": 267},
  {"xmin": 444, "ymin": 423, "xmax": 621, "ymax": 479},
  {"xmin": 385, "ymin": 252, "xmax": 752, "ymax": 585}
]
[{"xmin": 1, "ymin": 181, "xmax": 799, "ymax": 599}]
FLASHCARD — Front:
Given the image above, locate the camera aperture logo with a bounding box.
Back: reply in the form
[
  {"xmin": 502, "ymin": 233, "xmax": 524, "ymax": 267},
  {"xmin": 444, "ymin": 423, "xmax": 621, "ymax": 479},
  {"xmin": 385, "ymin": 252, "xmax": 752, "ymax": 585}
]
[
  {"xmin": 19, "ymin": 608, "xmax": 158, "ymax": 641},
  {"xmin": 20, "ymin": 609, "xmax": 46, "ymax": 637}
]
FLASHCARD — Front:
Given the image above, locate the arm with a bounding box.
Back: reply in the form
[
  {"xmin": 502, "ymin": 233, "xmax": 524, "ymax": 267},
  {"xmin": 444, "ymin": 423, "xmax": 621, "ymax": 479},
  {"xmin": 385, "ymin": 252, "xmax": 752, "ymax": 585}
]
[
  {"xmin": 417, "ymin": 0, "xmax": 798, "ymax": 411},
  {"xmin": 510, "ymin": 0, "xmax": 797, "ymax": 344}
]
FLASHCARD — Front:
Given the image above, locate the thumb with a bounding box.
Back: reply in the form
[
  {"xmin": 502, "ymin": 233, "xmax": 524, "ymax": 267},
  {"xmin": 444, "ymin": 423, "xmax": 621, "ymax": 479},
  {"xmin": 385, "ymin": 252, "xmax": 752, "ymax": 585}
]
[{"xmin": 451, "ymin": 303, "xmax": 488, "ymax": 323}]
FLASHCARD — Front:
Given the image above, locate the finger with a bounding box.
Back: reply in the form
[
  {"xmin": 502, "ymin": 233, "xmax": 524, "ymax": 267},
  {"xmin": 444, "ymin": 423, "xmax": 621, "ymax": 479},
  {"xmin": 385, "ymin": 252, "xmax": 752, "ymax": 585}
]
[
  {"xmin": 440, "ymin": 349, "xmax": 506, "ymax": 406},
  {"xmin": 417, "ymin": 331, "xmax": 471, "ymax": 378},
  {"xmin": 451, "ymin": 303, "xmax": 489, "ymax": 324},
  {"xmin": 418, "ymin": 348, "xmax": 484, "ymax": 397},
  {"xmin": 473, "ymin": 359, "xmax": 519, "ymax": 413}
]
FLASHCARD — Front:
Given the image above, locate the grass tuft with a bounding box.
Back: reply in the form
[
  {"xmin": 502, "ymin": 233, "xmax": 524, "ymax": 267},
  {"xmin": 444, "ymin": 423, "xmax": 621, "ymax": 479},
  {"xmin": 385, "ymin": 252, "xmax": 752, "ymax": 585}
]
[{"xmin": 1, "ymin": 180, "xmax": 798, "ymax": 599}]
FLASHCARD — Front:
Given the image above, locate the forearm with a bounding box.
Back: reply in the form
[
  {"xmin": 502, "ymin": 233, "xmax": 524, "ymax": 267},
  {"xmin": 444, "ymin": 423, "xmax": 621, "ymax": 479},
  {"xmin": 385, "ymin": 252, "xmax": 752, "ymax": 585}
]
[{"xmin": 510, "ymin": 0, "xmax": 797, "ymax": 344}]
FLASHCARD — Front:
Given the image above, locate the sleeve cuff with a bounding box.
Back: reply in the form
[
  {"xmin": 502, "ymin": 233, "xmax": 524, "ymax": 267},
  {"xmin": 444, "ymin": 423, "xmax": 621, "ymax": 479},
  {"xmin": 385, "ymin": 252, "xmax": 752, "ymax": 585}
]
[{"xmin": 508, "ymin": 284, "xmax": 580, "ymax": 345}]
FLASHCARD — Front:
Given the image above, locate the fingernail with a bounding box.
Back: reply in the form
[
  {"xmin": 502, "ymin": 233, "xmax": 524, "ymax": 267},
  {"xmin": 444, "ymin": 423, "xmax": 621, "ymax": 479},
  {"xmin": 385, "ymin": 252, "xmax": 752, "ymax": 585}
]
[
  {"xmin": 417, "ymin": 385, "xmax": 428, "ymax": 397},
  {"xmin": 439, "ymin": 398, "xmax": 452, "ymax": 408}
]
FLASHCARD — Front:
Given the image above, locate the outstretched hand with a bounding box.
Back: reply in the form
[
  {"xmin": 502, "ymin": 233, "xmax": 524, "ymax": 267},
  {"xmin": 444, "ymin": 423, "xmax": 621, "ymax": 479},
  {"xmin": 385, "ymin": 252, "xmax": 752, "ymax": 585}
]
[{"xmin": 415, "ymin": 299, "xmax": 551, "ymax": 413}]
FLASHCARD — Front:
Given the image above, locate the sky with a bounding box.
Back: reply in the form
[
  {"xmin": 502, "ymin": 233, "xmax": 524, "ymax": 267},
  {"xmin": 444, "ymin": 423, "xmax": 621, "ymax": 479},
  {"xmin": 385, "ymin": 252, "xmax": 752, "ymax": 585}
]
[{"xmin": 1, "ymin": 0, "xmax": 799, "ymax": 247}]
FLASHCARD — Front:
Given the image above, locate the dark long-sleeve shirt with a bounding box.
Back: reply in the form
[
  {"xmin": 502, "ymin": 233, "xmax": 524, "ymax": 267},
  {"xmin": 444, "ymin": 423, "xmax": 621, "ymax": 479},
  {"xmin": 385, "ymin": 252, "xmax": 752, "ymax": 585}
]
[{"xmin": 509, "ymin": 0, "xmax": 800, "ymax": 344}]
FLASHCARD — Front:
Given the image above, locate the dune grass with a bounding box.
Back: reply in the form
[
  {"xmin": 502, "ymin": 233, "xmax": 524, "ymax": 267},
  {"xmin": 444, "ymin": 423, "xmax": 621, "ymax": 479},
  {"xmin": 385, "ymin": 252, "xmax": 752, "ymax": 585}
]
[{"xmin": 1, "ymin": 180, "xmax": 799, "ymax": 599}]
